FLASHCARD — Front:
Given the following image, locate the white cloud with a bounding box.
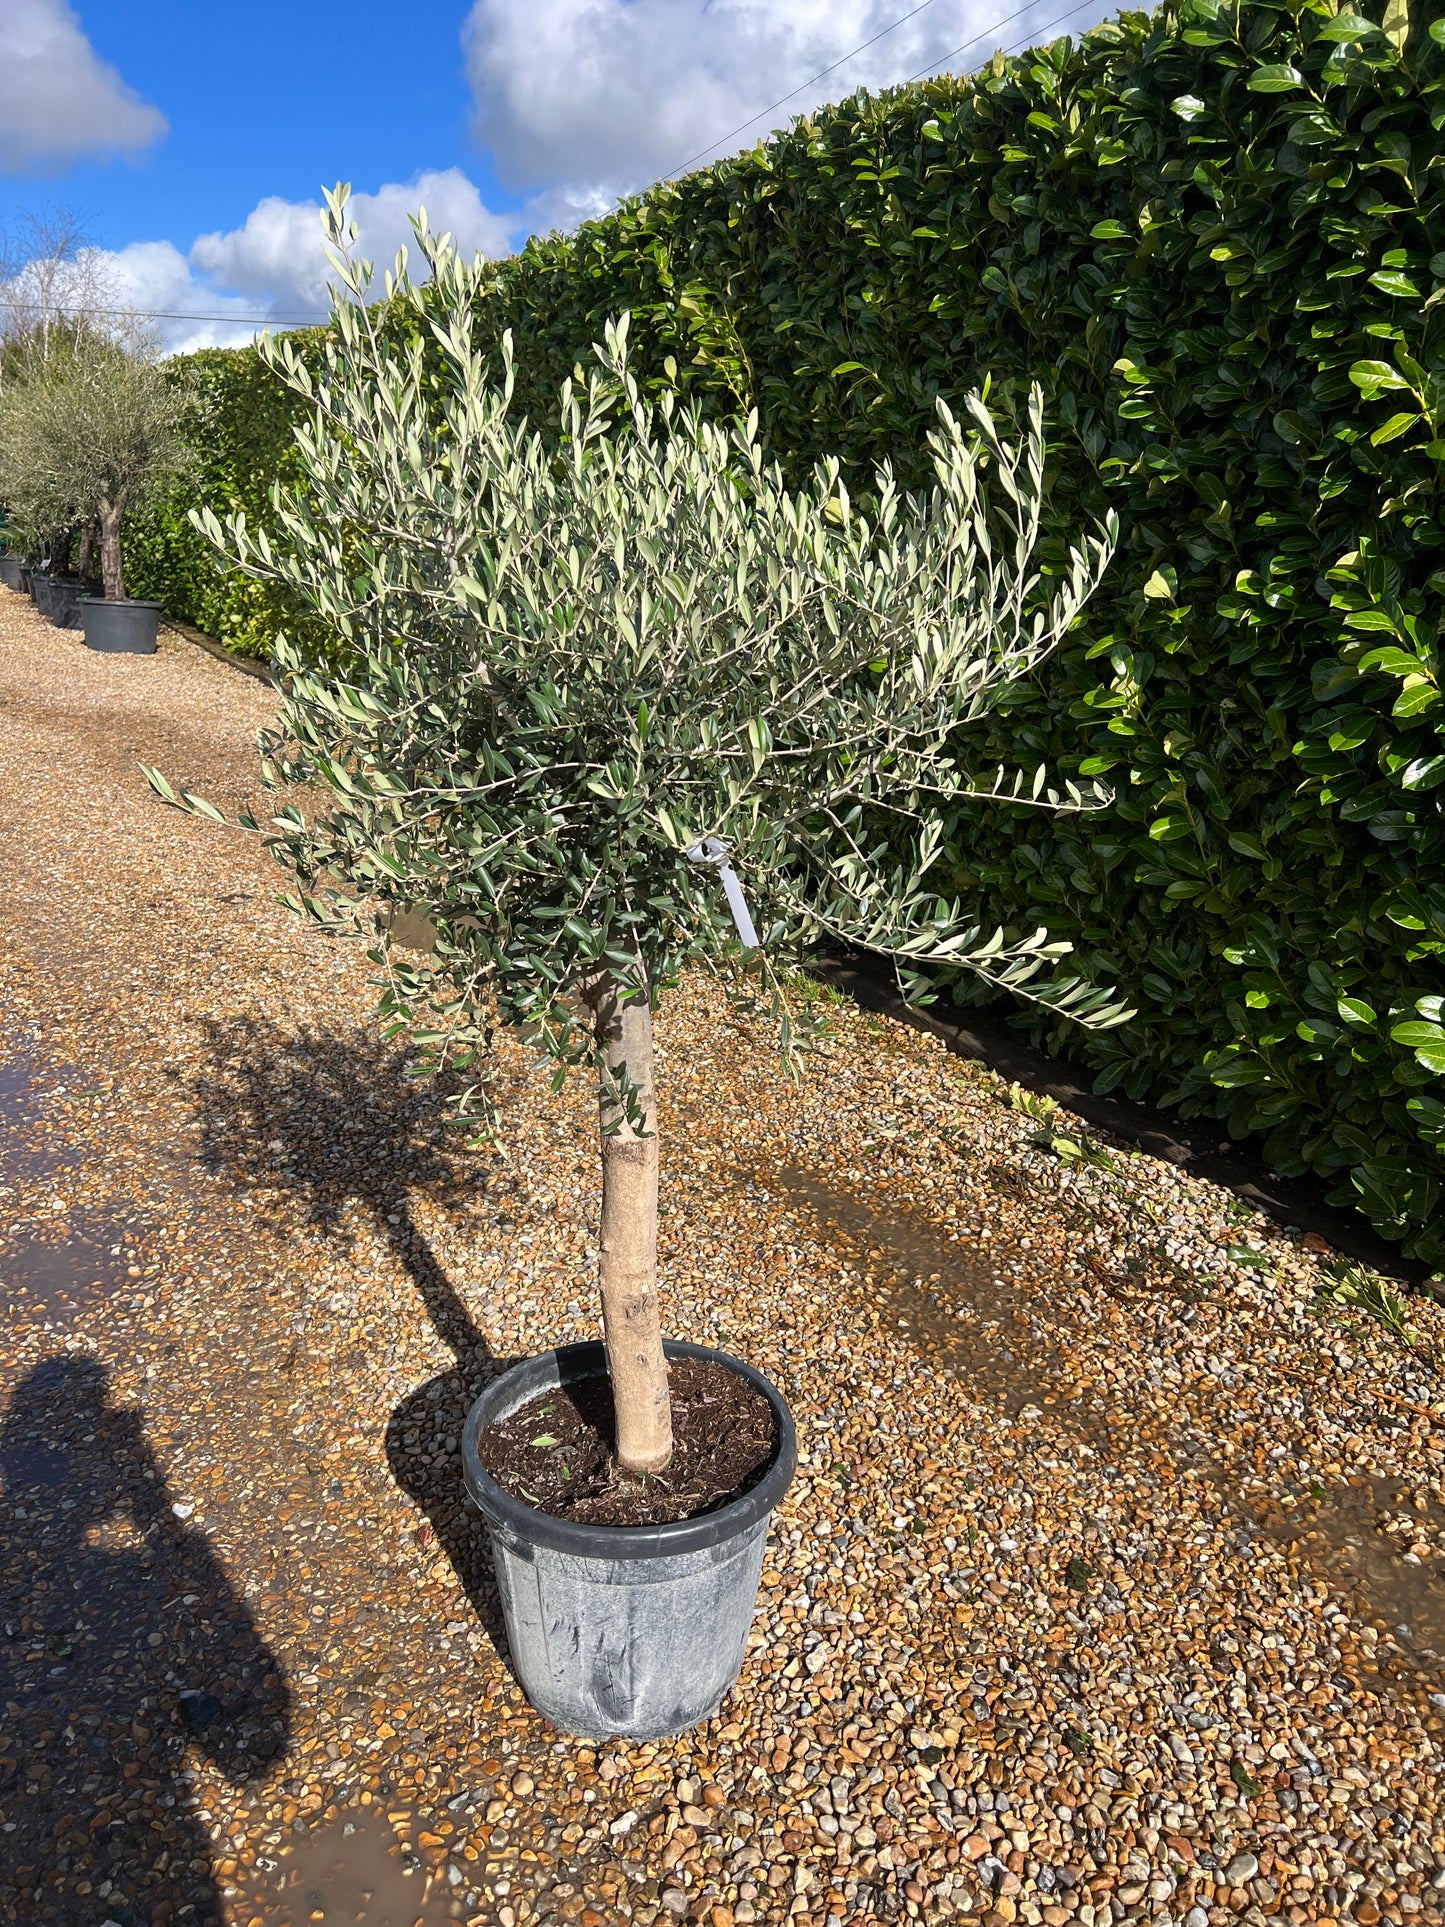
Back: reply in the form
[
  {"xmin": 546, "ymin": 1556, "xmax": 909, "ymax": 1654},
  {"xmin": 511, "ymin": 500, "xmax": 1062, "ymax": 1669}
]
[
  {"xmin": 463, "ymin": 0, "xmax": 1061, "ymax": 223},
  {"xmin": 0, "ymin": 237, "xmax": 258, "ymax": 357},
  {"xmin": 5, "ymin": 170, "xmax": 519, "ymax": 355},
  {"xmin": 191, "ymin": 169, "xmax": 516, "ymax": 316},
  {"xmin": 0, "ymin": 0, "xmax": 167, "ymax": 174},
  {"xmin": 98, "ymin": 241, "xmax": 272, "ymax": 355}
]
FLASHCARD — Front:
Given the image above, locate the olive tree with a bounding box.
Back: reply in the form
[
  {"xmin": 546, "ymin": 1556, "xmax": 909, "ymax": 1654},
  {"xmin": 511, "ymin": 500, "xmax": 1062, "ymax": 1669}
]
[
  {"xmin": 0, "ymin": 319, "xmax": 95, "ymax": 566},
  {"xmin": 0, "ymin": 404, "xmax": 71, "ymax": 569},
  {"xmin": 0, "ymin": 331, "xmax": 191, "ymax": 598},
  {"xmin": 150, "ymin": 188, "xmax": 1124, "ymax": 1475}
]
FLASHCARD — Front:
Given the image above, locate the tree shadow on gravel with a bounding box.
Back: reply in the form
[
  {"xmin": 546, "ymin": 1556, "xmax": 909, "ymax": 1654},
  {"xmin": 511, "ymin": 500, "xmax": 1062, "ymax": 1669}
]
[
  {"xmin": 182, "ymin": 1017, "xmax": 523, "ymax": 1658},
  {"xmin": 0, "ymin": 1355, "xmax": 290, "ymax": 1927}
]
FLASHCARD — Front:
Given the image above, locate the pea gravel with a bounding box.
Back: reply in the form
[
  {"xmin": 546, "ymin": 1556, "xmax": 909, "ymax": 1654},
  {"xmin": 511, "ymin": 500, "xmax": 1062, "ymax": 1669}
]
[{"xmin": 3, "ymin": 589, "xmax": 1445, "ymax": 1927}]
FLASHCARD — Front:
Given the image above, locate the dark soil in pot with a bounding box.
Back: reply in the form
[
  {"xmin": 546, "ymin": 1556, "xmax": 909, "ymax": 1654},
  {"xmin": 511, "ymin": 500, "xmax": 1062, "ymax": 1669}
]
[{"xmin": 475, "ymin": 1356, "xmax": 777, "ymax": 1527}]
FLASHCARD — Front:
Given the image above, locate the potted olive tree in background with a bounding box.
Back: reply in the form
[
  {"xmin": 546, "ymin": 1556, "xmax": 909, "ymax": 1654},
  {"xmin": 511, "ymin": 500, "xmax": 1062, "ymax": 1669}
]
[
  {"xmin": 0, "ymin": 455, "xmax": 87, "ymax": 623},
  {"xmin": 0, "ymin": 327, "xmax": 192, "ymax": 653},
  {"xmin": 149, "ymin": 188, "xmax": 1123, "ymax": 1739},
  {"xmin": 0, "ymin": 214, "xmax": 115, "ymax": 610},
  {"xmin": 0, "ymin": 473, "xmax": 65, "ymax": 604},
  {"xmin": 0, "ymin": 340, "xmax": 79, "ymax": 606}
]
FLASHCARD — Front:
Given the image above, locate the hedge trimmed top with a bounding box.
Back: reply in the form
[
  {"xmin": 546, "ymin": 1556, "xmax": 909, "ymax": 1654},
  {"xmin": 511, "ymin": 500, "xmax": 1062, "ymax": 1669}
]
[{"xmin": 125, "ymin": 0, "xmax": 1445, "ymax": 1266}]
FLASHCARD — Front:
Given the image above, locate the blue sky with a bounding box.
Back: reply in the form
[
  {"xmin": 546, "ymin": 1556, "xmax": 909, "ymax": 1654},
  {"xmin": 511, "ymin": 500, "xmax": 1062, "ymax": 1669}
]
[
  {"xmin": 0, "ymin": 0, "xmax": 1076, "ymax": 350},
  {"xmin": 15, "ymin": 0, "xmax": 521, "ymax": 262}
]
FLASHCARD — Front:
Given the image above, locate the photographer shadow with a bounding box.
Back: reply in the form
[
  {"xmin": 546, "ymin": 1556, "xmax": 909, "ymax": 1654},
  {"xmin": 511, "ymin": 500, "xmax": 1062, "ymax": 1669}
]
[
  {"xmin": 184, "ymin": 1017, "xmax": 521, "ymax": 1652},
  {"xmin": 0, "ymin": 1354, "xmax": 290, "ymax": 1927}
]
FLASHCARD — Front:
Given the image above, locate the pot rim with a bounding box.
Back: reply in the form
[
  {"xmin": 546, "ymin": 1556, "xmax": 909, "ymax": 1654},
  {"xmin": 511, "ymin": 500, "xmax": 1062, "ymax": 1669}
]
[
  {"xmin": 462, "ymin": 1338, "xmax": 797, "ymax": 1561},
  {"xmin": 79, "ymin": 596, "xmax": 163, "ymax": 609}
]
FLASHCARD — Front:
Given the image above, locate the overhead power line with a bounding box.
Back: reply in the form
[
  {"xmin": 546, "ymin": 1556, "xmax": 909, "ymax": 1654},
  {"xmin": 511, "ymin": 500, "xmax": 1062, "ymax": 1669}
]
[
  {"xmin": 2, "ymin": 300, "xmax": 324, "ymax": 326},
  {"xmin": 664, "ymin": 0, "xmax": 947, "ymax": 179},
  {"xmin": 11, "ymin": 1, "xmax": 1107, "ymax": 334},
  {"xmin": 664, "ymin": 0, "xmax": 1105, "ymax": 181},
  {"xmin": 904, "ymin": 0, "xmax": 1104, "ymax": 82}
]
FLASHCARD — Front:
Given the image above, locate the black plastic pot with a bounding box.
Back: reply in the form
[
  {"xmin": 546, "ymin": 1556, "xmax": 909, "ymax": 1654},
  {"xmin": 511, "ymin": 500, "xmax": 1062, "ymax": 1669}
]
[
  {"xmin": 463, "ymin": 1339, "xmax": 796, "ymax": 1740},
  {"xmin": 80, "ymin": 598, "xmax": 161, "ymax": 655},
  {"xmin": 0, "ymin": 555, "xmax": 22, "ymax": 592},
  {"xmin": 43, "ymin": 578, "xmax": 89, "ymax": 629},
  {"xmin": 32, "ymin": 573, "xmax": 56, "ymax": 620}
]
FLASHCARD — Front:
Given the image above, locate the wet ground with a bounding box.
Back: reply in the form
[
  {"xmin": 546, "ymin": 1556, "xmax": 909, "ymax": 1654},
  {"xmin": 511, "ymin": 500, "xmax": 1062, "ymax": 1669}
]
[
  {"xmin": 4, "ymin": 591, "xmax": 1445, "ymax": 1927},
  {"xmin": 769, "ymin": 1165, "xmax": 1445, "ymax": 1669}
]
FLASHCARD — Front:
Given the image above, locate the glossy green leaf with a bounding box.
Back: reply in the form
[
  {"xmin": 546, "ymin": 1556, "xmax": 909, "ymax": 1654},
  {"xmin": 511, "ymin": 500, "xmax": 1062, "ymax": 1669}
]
[
  {"xmin": 1348, "ymin": 360, "xmax": 1412, "ymax": 392},
  {"xmin": 1314, "ymin": 13, "xmax": 1382, "ymax": 39},
  {"xmin": 1369, "ymin": 411, "xmax": 1420, "ymax": 444},
  {"xmin": 1400, "ymin": 756, "xmax": 1445, "ymax": 790},
  {"xmin": 1247, "ymin": 64, "xmax": 1303, "ymax": 91},
  {"xmin": 1369, "ymin": 271, "xmax": 1422, "ymax": 300},
  {"xmin": 1390, "ymin": 1021, "xmax": 1445, "ymax": 1049},
  {"xmin": 1392, "ymin": 682, "xmax": 1443, "ymax": 718},
  {"xmin": 1337, "ymin": 998, "xmax": 1377, "ymax": 1026}
]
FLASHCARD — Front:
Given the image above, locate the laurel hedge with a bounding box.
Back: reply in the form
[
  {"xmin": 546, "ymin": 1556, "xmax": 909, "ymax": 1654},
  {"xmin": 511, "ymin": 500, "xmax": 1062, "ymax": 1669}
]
[
  {"xmin": 122, "ymin": 345, "xmax": 305, "ymax": 658},
  {"xmin": 127, "ymin": 0, "xmax": 1445, "ymax": 1267}
]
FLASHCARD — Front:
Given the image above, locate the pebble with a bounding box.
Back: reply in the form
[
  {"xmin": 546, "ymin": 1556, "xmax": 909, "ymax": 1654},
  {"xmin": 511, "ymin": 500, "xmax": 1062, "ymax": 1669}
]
[{"xmin": 4, "ymin": 592, "xmax": 1445, "ymax": 1927}]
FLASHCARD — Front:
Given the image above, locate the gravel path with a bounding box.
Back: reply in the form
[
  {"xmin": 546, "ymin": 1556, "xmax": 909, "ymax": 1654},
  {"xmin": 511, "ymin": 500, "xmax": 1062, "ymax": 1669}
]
[{"xmin": 2, "ymin": 587, "xmax": 1445, "ymax": 1927}]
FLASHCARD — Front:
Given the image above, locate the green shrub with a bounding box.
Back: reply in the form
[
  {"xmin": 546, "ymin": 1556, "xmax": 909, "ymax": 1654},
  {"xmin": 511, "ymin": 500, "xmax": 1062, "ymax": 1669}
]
[
  {"xmin": 452, "ymin": 0, "xmax": 1445, "ymax": 1267},
  {"xmin": 129, "ymin": 0, "xmax": 1445, "ymax": 1265},
  {"xmin": 122, "ymin": 343, "xmax": 308, "ymax": 658}
]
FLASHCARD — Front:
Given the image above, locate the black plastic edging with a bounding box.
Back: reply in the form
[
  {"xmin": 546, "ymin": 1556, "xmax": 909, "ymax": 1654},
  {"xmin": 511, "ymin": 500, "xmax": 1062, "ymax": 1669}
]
[
  {"xmin": 159, "ymin": 617, "xmax": 273, "ymax": 684},
  {"xmin": 812, "ymin": 954, "xmax": 1438, "ymax": 1292}
]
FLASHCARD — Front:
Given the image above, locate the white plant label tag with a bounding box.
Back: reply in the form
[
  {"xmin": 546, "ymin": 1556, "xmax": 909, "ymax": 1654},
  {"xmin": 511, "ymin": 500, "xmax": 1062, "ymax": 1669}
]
[{"xmin": 684, "ymin": 835, "xmax": 760, "ymax": 949}]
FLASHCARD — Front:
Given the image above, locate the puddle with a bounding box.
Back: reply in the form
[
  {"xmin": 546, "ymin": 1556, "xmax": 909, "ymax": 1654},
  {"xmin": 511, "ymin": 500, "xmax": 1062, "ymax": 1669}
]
[
  {"xmin": 767, "ymin": 1161, "xmax": 1098, "ymax": 1425},
  {"xmin": 0, "ymin": 1438, "xmax": 73, "ymax": 1492},
  {"xmin": 0, "ymin": 1052, "xmax": 44, "ymax": 1165},
  {"xmin": 766, "ymin": 1161, "xmax": 1445, "ymax": 1678},
  {"xmin": 1, "ymin": 1227, "xmax": 119, "ymax": 1318},
  {"xmin": 0, "ymin": 1045, "xmax": 77, "ymax": 1188},
  {"xmin": 0, "ymin": 1055, "xmax": 34, "ymax": 1119},
  {"xmin": 1, "ymin": 1043, "xmax": 133, "ymax": 1319},
  {"xmin": 1266, "ymin": 1474, "xmax": 1445, "ymax": 1661},
  {"xmin": 240, "ymin": 1811, "xmax": 465, "ymax": 1925}
]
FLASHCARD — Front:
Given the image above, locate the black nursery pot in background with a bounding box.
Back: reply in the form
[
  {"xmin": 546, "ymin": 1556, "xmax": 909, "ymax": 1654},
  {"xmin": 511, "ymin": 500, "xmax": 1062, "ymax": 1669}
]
[
  {"xmin": 45, "ymin": 579, "xmax": 90, "ymax": 629},
  {"xmin": 80, "ymin": 598, "xmax": 162, "ymax": 655}
]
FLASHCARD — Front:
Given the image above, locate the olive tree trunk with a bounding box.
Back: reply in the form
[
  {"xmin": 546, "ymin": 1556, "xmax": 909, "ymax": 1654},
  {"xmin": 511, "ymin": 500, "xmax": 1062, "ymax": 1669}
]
[
  {"xmin": 590, "ymin": 968, "xmax": 672, "ymax": 1474},
  {"xmin": 98, "ymin": 495, "xmax": 126, "ymax": 601}
]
